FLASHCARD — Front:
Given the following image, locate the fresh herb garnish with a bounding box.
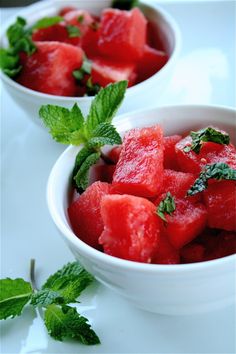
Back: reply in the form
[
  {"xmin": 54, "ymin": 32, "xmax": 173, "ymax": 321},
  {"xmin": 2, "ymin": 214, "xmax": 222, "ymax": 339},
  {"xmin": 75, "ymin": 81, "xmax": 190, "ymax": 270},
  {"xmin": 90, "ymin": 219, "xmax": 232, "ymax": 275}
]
[
  {"xmin": 187, "ymin": 162, "xmax": 236, "ymax": 196},
  {"xmin": 156, "ymin": 192, "xmax": 176, "ymax": 222},
  {"xmin": 39, "ymin": 81, "xmax": 127, "ymax": 190},
  {"xmin": 183, "ymin": 127, "xmax": 230, "ymax": 154},
  {"xmin": 73, "ymin": 56, "xmax": 92, "ymax": 81},
  {"xmin": 85, "ymin": 77, "xmax": 101, "ymax": 96},
  {"xmin": 112, "ymin": 0, "xmax": 139, "ymax": 10},
  {"xmin": 0, "ymin": 17, "xmax": 36, "ymax": 77},
  {"xmin": 0, "ymin": 260, "xmax": 100, "ymax": 345},
  {"xmin": 32, "ymin": 16, "xmax": 63, "ymax": 30},
  {"xmin": 78, "ymin": 15, "xmax": 84, "ymax": 23},
  {"xmin": 66, "ymin": 24, "xmax": 81, "ymax": 38}
]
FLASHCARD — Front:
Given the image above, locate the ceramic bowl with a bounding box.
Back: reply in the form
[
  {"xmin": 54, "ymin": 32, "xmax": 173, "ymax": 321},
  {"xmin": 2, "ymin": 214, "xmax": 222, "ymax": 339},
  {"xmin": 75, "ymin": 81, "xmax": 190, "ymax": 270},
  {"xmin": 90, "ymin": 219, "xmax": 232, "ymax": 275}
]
[
  {"xmin": 47, "ymin": 104, "xmax": 236, "ymax": 315},
  {"xmin": 0, "ymin": 0, "xmax": 181, "ymax": 127}
]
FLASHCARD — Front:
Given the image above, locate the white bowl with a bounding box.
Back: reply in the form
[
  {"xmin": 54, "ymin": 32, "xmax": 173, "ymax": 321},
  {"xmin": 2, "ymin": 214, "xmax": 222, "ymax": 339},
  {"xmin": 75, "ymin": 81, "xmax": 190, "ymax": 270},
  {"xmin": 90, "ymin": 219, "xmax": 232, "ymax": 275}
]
[
  {"xmin": 47, "ymin": 104, "xmax": 236, "ymax": 315},
  {"xmin": 0, "ymin": 0, "xmax": 181, "ymax": 127}
]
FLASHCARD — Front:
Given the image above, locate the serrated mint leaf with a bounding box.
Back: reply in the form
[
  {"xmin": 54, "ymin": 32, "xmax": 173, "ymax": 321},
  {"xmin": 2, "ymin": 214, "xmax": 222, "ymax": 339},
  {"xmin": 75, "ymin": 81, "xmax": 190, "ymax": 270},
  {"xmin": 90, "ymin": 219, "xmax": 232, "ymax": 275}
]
[
  {"xmin": 44, "ymin": 304, "xmax": 100, "ymax": 344},
  {"xmin": 187, "ymin": 162, "xmax": 236, "ymax": 196},
  {"xmin": 156, "ymin": 192, "xmax": 176, "ymax": 222},
  {"xmin": 88, "ymin": 122, "xmax": 122, "ymax": 148},
  {"xmin": 74, "ymin": 152, "xmax": 101, "ymax": 190},
  {"xmin": 30, "ymin": 289, "xmax": 64, "ymax": 307},
  {"xmin": 112, "ymin": 0, "xmax": 139, "ymax": 10},
  {"xmin": 39, "ymin": 104, "xmax": 84, "ymax": 144},
  {"xmin": 33, "ymin": 16, "xmax": 63, "ymax": 30},
  {"xmin": 66, "ymin": 24, "xmax": 81, "ymax": 38},
  {"xmin": 72, "ymin": 147, "xmax": 94, "ymax": 179},
  {"xmin": 42, "ymin": 262, "xmax": 94, "ymax": 303},
  {"xmin": 6, "ymin": 17, "xmax": 36, "ymax": 55},
  {"xmin": 0, "ymin": 48, "xmax": 22, "ymax": 77},
  {"xmin": 0, "ymin": 278, "xmax": 33, "ymax": 320},
  {"xmin": 185, "ymin": 127, "xmax": 230, "ymax": 154},
  {"xmin": 85, "ymin": 81, "xmax": 127, "ymax": 134}
]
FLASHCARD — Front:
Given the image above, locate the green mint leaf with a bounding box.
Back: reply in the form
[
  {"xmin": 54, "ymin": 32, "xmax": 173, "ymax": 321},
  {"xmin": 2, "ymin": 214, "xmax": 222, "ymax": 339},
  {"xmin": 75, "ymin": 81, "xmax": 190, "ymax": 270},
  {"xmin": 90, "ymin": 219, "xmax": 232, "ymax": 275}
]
[
  {"xmin": 30, "ymin": 289, "xmax": 64, "ymax": 307},
  {"xmin": 33, "ymin": 16, "xmax": 63, "ymax": 30},
  {"xmin": 185, "ymin": 127, "xmax": 230, "ymax": 154},
  {"xmin": 73, "ymin": 57, "xmax": 92, "ymax": 82},
  {"xmin": 66, "ymin": 24, "xmax": 81, "ymax": 38},
  {"xmin": 156, "ymin": 192, "xmax": 176, "ymax": 222},
  {"xmin": 74, "ymin": 152, "xmax": 101, "ymax": 190},
  {"xmin": 73, "ymin": 69, "xmax": 84, "ymax": 81},
  {"xmin": 187, "ymin": 162, "xmax": 236, "ymax": 196},
  {"xmin": 44, "ymin": 304, "xmax": 100, "ymax": 344},
  {"xmin": 0, "ymin": 48, "xmax": 22, "ymax": 77},
  {"xmin": 85, "ymin": 77, "xmax": 101, "ymax": 97},
  {"xmin": 0, "ymin": 278, "xmax": 33, "ymax": 320},
  {"xmin": 112, "ymin": 0, "xmax": 139, "ymax": 10},
  {"xmin": 88, "ymin": 122, "xmax": 122, "ymax": 148},
  {"xmin": 14, "ymin": 37, "xmax": 36, "ymax": 55},
  {"xmin": 42, "ymin": 262, "xmax": 94, "ymax": 304},
  {"xmin": 72, "ymin": 146, "xmax": 94, "ymax": 179},
  {"xmin": 39, "ymin": 104, "xmax": 84, "ymax": 144},
  {"xmin": 85, "ymin": 81, "xmax": 127, "ymax": 133},
  {"xmin": 78, "ymin": 15, "xmax": 84, "ymax": 23}
]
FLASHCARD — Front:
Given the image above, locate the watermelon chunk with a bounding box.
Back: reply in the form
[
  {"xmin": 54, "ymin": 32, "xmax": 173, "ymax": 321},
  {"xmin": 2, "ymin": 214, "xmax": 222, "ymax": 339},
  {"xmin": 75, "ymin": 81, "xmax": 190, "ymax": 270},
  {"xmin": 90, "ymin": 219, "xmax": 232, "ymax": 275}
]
[
  {"xmin": 159, "ymin": 197, "xmax": 207, "ymax": 249},
  {"xmin": 175, "ymin": 135, "xmax": 236, "ymax": 174},
  {"xmin": 68, "ymin": 181, "xmax": 111, "ymax": 248},
  {"xmin": 91, "ymin": 57, "xmax": 137, "ymax": 88},
  {"xmin": 81, "ymin": 24, "xmax": 100, "ymax": 58},
  {"xmin": 98, "ymin": 8, "xmax": 147, "ymax": 61},
  {"xmin": 203, "ymin": 181, "xmax": 236, "ymax": 231},
  {"xmin": 152, "ymin": 233, "xmax": 180, "ymax": 264},
  {"xmin": 31, "ymin": 23, "xmax": 80, "ymax": 46},
  {"xmin": 204, "ymin": 231, "xmax": 236, "ymax": 260},
  {"xmin": 137, "ymin": 45, "xmax": 168, "ymax": 82},
  {"xmin": 99, "ymin": 194, "xmax": 160, "ymax": 262},
  {"xmin": 17, "ymin": 41, "xmax": 83, "ymax": 96},
  {"xmin": 163, "ymin": 135, "xmax": 182, "ymax": 170},
  {"xmin": 180, "ymin": 243, "xmax": 205, "ymax": 263},
  {"xmin": 112, "ymin": 125, "xmax": 164, "ymax": 197}
]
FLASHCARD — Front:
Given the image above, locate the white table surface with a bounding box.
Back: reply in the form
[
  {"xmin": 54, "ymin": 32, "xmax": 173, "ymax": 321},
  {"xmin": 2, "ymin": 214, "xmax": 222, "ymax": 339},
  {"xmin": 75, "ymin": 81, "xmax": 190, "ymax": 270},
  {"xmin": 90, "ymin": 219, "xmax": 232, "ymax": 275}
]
[{"xmin": 0, "ymin": 1, "xmax": 236, "ymax": 353}]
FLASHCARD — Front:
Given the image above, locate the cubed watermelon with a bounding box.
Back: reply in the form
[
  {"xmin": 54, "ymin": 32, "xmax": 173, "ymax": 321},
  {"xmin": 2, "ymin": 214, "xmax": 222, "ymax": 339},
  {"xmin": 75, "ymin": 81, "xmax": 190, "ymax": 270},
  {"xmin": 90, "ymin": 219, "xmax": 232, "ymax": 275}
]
[
  {"xmin": 99, "ymin": 194, "xmax": 160, "ymax": 262},
  {"xmin": 17, "ymin": 41, "xmax": 83, "ymax": 96},
  {"xmin": 136, "ymin": 45, "xmax": 168, "ymax": 82},
  {"xmin": 68, "ymin": 181, "xmax": 111, "ymax": 248},
  {"xmin": 31, "ymin": 23, "xmax": 80, "ymax": 46},
  {"xmin": 91, "ymin": 57, "xmax": 137, "ymax": 88},
  {"xmin": 107, "ymin": 145, "xmax": 122, "ymax": 164},
  {"xmin": 180, "ymin": 243, "xmax": 205, "ymax": 263},
  {"xmin": 112, "ymin": 125, "xmax": 164, "ymax": 197},
  {"xmin": 203, "ymin": 181, "xmax": 236, "ymax": 231},
  {"xmin": 159, "ymin": 197, "xmax": 207, "ymax": 249},
  {"xmin": 204, "ymin": 231, "xmax": 236, "ymax": 260},
  {"xmin": 175, "ymin": 135, "xmax": 236, "ymax": 173},
  {"xmin": 81, "ymin": 24, "xmax": 100, "ymax": 58},
  {"xmin": 152, "ymin": 233, "xmax": 180, "ymax": 264},
  {"xmin": 64, "ymin": 9, "xmax": 94, "ymax": 36},
  {"xmin": 98, "ymin": 8, "xmax": 147, "ymax": 61},
  {"xmin": 94, "ymin": 164, "xmax": 116, "ymax": 184},
  {"xmin": 163, "ymin": 135, "xmax": 182, "ymax": 170}
]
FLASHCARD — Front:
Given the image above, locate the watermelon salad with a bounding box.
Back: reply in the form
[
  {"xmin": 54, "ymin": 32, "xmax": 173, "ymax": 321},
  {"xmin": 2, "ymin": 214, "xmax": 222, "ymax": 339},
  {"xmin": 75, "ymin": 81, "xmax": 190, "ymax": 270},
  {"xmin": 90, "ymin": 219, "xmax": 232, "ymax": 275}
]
[
  {"xmin": 0, "ymin": 4, "xmax": 168, "ymax": 96},
  {"xmin": 68, "ymin": 125, "xmax": 236, "ymax": 264}
]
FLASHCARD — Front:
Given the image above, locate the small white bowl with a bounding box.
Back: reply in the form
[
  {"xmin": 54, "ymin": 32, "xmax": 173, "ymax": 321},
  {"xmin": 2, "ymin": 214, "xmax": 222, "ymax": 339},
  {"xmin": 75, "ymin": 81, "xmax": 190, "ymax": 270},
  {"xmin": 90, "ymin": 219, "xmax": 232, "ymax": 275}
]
[
  {"xmin": 0, "ymin": 0, "xmax": 181, "ymax": 127},
  {"xmin": 47, "ymin": 104, "xmax": 236, "ymax": 315}
]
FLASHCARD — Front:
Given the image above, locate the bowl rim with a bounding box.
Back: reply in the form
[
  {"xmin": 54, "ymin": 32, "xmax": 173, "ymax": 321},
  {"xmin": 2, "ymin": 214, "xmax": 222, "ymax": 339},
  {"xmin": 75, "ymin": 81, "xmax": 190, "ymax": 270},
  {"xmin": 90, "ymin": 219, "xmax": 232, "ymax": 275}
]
[
  {"xmin": 0, "ymin": 0, "xmax": 181, "ymax": 101},
  {"xmin": 47, "ymin": 103, "xmax": 236, "ymax": 274}
]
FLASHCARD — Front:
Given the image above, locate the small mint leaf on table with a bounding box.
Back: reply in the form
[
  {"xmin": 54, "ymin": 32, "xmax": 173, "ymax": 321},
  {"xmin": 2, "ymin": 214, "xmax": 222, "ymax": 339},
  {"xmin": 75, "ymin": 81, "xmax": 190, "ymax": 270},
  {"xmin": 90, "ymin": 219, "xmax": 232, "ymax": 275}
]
[
  {"xmin": 32, "ymin": 16, "xmax": 63, "ymax": 30},
  {"xmin": 0, "ymin": 278, "xmax": 33, "ymax": 319},
  {"xmin": 44, "ymin": 304, "xmax": 100, "ymax": 344},
  {"xmin": 156, "ymin": 192, "xmax": 176, "ymax": 222},
  {"xmin": 30, "ymin": 289, "xmax": 64, "ymax": 307}
]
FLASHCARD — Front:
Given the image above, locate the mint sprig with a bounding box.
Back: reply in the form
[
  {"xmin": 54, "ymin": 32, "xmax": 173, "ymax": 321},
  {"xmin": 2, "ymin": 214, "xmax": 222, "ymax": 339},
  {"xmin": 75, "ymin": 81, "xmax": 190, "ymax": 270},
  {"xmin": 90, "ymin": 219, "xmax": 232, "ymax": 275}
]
[
  {"xmin": 66, "ymin": 24, "xmax": 81, "ymax": 38},
  {"xmin": 183, "ymin": 127, "xmax": 230, "ymax": 154},
  {"xmin": 32, "ymin": 16, "xmax": 64, "ymax": 30},
  {"xmin": 187, "ymin": 162, "xmax": 236, "ymax": 196},
  {"xmin": 156, "ymin": 192, "xmax": 176, "ymax": 222},
  {"xmin": 39, "ymin": 81, "xmax": 127, "ymax": 191},
  {"xmin": 0, "ymin": 261, "xmax": 99, "ymax": 345}
]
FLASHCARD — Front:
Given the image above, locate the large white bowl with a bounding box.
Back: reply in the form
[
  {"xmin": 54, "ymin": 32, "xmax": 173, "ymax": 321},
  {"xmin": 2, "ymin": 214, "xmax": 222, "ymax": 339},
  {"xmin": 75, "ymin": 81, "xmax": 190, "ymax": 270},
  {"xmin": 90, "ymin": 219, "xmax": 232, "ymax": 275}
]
[
  {"xmin": 47, "ymin": 105, "xmax": 236, "ymax": 315},
  {"xmin": 0, "ymin": 0, "xmax": 181, "ymax": 127}
]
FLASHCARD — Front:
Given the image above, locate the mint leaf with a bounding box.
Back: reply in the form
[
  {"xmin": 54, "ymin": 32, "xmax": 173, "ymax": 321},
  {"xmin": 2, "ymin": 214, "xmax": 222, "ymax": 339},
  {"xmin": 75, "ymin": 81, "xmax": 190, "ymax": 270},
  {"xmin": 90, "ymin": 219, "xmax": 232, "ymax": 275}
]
[
  {"xmin": 78, "ymin": 15, "xmax": 84, "ymax": 23},
  {"xmin": 74, "ymin": 152, "xmax": 101, "ymax": 190},
  {"xmin": 112, "ymin": 0, "xmax": 139, "ymax": 10},
  {"xmin": 85, "ymin": 77, "xmax": 101, "ymax": 97},
  {"xmin": 72, "ymin": 147, "xmax": 94, "ymax": 179},
  {"xmin": 33, "ymin": 16, "xmax": 63, "ymax": 30},
  {"xmin": 39, "ymin": 104, "xmax": 84, "ymax": 144},
  {"xmin": 44, "ymin": 304, "xmax": 100, "ymax": 344},
  {"xmin": 0, "ymin": 48, "xmax": 21, "ymax": 77},
  {"xmin": 88, "ymin": 123, "xmax": 122, "ymax": 148},
  {"xmin": 66, "ymin": 24, "xmax": 81, "ymax": 38},
  {"xmin": 73, "ymin": 56, "xmax": 92, "ymax": 82},
  {"xmin": 42, "ymin": 262, "xmax": 94, "ymax": 303},
  {"xmin": 31, "ymin": 289, "xmax": 64, "ymax": 307},
  {"xmin": 156, "ymin": 192, "xmax": 176, "ymax": 222},
  {"xmin": 184, "ymin": 127, "xmax": 230, "ymax": 154},
  {"xmin": 7, "ymin": 17, "xmax": 36, "ymax": 55},
  {"xmin": 85, "ymin": 81, "xmax": 127, "ymax": 134},
  {"xmin": 0, "ymin": 278, "xmax": 33, "ymax": 319},
  {"xmin": 187, "ymin": 163, "xmax": 236, "ymax": 196}
]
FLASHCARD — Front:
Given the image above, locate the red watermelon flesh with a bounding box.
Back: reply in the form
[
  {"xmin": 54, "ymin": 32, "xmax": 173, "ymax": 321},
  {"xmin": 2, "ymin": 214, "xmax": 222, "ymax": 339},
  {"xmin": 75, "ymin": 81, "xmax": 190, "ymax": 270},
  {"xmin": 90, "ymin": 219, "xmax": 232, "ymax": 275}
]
[
  {"xmin": 180, "ymin": 243, "xmax": 205, "ymax": 263},
  {"xmin": 136, "ymin": 45, "xmax": 168, "ymax": 82},
  {"xmin": 175, "ymin": 135, "xmax": 236, "ymax": 174},
  {"xmin": 152, "ymin": 233, "xmax": 180, "ymax": 264},
  {"xmin": 31, "ymin": 23, "xmax": 81, "ymax": 46},
  {"xmin": 98, "ymin": 8, "xmax": 147, "ymax": 61},
  {"xmin": 203, "ymin": 181, "xmax": 236, "ymax": 231},
  {"xmin": 204, "ymin": 231, "xmax": 236, "ymax": 260},
  {"xmin": 159, "ymin": 197, "xmax": 207, "ymax": 249},
  {"xmin": 68, "ymin": 181, "xmax": 111, "ymax": 249},
  {"xmin": 81, "ymin": 24, "xmax": 100, "ymax": 58},
  {"xmin": 99, "ymin": 194, "xmax": 160, "ymax": 263},
  {"xmin": 59, "ymin": 7, "xmax": 77, "ymax": 16},
  {"xmin": 112, "ymin": 125, "xmax": 164, "ymax": 197},
  {"xmin": 64, "ymin": 9, "xmax": 95, "ymax": 35},
  {"xmin": 91, "ymin": 57, "xmax": 137, "ymax": 88},
  {"xmin": 163, "ymin": 135, "xmax": 182, "ymax": 170},
  {"xmin": 17, "ymin": 41, "xmax": 83, "ymax": 96},
  {"xmin": 107, "ymin": 146, "xmax": 122, "ymax": 164}
]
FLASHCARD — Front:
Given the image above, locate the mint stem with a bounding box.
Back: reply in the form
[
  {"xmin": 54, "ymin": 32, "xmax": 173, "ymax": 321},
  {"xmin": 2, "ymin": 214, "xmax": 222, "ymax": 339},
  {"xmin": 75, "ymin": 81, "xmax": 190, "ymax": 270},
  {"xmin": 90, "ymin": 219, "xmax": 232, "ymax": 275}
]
[{"xmin": 30, "ymin": 259, "xmax": 38, "ymax": 291}]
